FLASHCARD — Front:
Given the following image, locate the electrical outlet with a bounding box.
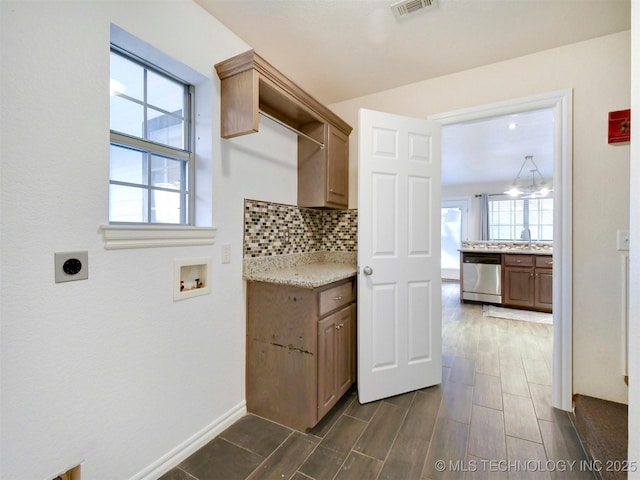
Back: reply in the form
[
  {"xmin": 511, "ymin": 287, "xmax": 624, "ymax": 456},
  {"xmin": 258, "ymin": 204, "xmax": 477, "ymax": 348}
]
[
  {"xmin": 221, "ymin": 244, "xmax": 231, "ymax": 264},
  {"xmin": 55, "ymin": 251, "xmax": 88, "ymax": 283},
  {"xmin": 617, "ymin": 230, "xmax": 630, "ymax": 251}
]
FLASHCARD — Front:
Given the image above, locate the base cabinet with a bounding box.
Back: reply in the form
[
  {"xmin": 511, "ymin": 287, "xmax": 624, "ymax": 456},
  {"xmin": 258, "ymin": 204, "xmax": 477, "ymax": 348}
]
[
  {"xmin": 317, "ymin": 304, "xmax": 355, "ymax": 420},
  {"xmin": 246, "ymin": 278, "xmax": 356, "ymax": 431},
  {"xmin": 502, "ymin": 254, "xmax": 552, "ymax": 312}
]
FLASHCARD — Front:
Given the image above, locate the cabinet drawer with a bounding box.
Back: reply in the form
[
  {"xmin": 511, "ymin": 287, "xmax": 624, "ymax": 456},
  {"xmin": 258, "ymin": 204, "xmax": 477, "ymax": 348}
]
[
  {"xmin": 319, "ymin": 280, "xmax": 354, "ymax": 317},
  {"xmin": 503, "ymin": 254, "xmax": 534, "ymax": 267},
  {"xmin": 535, "ymin": 255, "xmax": 553, "ymax": 269}
]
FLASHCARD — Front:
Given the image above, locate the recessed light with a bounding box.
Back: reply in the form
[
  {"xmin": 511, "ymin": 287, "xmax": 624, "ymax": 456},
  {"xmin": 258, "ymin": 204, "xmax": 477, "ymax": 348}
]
[{"xmin": 508, "ymin": 122, "xmax": 518, "ymax": 130}]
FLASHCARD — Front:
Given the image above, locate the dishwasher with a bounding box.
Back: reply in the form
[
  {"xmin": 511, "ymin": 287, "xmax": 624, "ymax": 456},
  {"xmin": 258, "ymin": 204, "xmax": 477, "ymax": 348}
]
[{"xmin": 461, "ymin": 252, "xmax": 502, "ymax": 304}]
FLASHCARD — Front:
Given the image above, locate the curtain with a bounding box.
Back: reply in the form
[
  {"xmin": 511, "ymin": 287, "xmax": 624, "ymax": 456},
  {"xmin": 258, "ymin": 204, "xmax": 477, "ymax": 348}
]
[{"xmin": 479, "ymin": 193, "xmax": 489, "ymax": 240}]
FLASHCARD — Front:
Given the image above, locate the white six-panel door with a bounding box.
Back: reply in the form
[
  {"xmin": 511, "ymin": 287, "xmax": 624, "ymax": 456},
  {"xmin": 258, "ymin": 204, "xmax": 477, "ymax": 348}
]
[{"xmin": 357, "ymin": 108, "xmax": 442, "ymax": 403}]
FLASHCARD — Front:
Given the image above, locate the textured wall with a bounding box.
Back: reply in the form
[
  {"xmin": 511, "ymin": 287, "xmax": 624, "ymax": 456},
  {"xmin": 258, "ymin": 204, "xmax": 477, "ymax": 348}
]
[{"xmin": 0, "ymin": 2, "xmax": 299, "ymax": 480}]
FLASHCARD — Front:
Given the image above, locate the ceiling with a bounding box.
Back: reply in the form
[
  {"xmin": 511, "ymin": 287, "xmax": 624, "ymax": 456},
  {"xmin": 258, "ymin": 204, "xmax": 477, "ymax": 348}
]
[
  {"xmin": 196, "ymin": 0, "xmax": 630, "ymax": 105},
  {"xmin": 441, "ymin": 107, "xmax": 555, "ymax": 187},
  {"xmin": 195, "ymin": 0, "xmax": 629, "ymax": 187}
]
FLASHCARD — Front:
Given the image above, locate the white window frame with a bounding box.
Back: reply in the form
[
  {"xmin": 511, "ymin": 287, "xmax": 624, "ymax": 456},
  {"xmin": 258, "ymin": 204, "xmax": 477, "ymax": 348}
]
[
  {"xmin": 101, "ymin": 24, "xmax": 216, "ymax": 249},
  {"xmin": 109, "ymin": 47, "xmax": 195, "ymax": 226},
  {"xmin": 488, "ymin": 195, "xmax": 553, "ymax": 241}
]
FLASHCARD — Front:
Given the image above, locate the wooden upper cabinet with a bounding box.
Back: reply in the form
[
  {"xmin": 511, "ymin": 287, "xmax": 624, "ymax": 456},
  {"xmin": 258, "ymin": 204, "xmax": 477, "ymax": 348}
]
[
  {"xmin": 215, "ymin": 50, "xmax": 352, "ymax": 209},
  {"xmin": 298, "ymin": 123, "xmax": 349, "ymax": 209},
  {"xmin": 326, "ymin": 126, "xmax": 349, "ymax": 207}
]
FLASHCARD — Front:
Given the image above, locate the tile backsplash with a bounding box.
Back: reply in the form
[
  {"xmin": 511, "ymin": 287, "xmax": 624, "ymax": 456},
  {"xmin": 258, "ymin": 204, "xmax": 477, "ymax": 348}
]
[{"xmin": 244, "ymin": 199, "xmax": 357, "ymax": 257}]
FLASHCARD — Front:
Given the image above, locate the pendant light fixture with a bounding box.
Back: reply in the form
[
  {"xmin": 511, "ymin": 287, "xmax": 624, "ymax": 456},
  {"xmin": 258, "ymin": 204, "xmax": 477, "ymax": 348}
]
[{"xmin": 504, "ymin": 155, "xmax": 552, "ymax": 198}]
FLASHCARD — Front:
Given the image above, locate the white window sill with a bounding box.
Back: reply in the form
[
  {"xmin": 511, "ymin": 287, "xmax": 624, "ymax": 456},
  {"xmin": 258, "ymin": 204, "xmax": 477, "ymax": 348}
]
[{"xmin": 100, "ymin": 225, "xmax": 217, "ymax": 250}]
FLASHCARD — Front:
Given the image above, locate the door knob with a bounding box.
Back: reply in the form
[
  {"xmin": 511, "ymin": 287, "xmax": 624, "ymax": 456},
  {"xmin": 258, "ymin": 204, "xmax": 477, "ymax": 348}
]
[{"xmin": 363, "ymin": 266, "xmax": 373, "ymax": 276}]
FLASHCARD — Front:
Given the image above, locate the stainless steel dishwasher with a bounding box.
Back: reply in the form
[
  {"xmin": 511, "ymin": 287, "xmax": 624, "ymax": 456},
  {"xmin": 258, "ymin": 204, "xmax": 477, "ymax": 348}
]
[{"xmin": 461, "ymin": 252, "xmax": 502, "ymax": 304}]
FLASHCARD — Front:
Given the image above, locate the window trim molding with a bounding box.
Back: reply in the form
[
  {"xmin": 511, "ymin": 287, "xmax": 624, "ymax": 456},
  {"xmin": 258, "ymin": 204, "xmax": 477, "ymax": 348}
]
[{"xmin": 100, "ymin": 224, "xmax": 216, "ymax": 250}]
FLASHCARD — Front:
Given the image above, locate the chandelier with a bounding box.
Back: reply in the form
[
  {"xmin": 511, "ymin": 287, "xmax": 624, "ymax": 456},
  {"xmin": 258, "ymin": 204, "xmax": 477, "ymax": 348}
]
[{"xmin": 504, "ymin": 155, "xmax": 552, "ymax": 198}]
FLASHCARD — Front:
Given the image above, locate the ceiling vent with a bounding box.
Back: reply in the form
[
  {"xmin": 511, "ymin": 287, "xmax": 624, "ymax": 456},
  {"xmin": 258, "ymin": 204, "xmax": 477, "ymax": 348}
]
[{"xmin": 391, "ymin": 0, "xmax": 435, "ymax": 18}]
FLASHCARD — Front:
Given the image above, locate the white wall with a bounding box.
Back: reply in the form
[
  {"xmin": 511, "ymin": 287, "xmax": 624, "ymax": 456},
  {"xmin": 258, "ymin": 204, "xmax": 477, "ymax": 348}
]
[
  {"xmin": 627, "ymin": 0, "xmax": 639, "ymax": 474},
  {"xmin": 331, "ymin": 31, "xmax": 631, "ymax": 405},
  {"xmin": 0, "ymin": 1, "xmax": 298, "ymax": 479}
]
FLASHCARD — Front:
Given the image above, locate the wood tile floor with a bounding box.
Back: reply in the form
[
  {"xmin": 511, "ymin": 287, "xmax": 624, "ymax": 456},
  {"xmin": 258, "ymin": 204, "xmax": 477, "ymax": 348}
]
[{"xmin": 160, "ymin": 281, "xmax": 594, "ymax": 480}]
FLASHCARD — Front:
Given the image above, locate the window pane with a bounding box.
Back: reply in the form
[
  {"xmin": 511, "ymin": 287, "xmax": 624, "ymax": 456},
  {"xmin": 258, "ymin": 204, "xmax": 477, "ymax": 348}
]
[
  {"xmin": 110, "ymin": 144, "xmax": 148, "ymax": 185},
  {"xmin": 147, "ymin": 70, "xmax": 184, "ymax": 113},
  {"xmin": 109, "ymin": 48, "xmax": 193, "ymax": 226},
  {"xmin": 151, "ymin": 154, "xmax": 185, "ymax": 190},
  {"xmin": 147, "ymin": 107, "xmax": 184, "ymax": 148},
  {"xmin": 541, "ymin": 226, "xmax": 553, "ymax": 239},
  {"xmin": 110, "ymin": 95, "xmax": 144, "ymax": 138},
  {"xmin": 488, "ymin": 197, "xmax": 553, "ymax": 241},
  {"xmin": 151, "ymin": 189, "xmax": 183, "ymax": 224},
  {"xmin": 110, "ymin": 51, "xmax": 143, "ymax": 100},
  {"xmin": 110, "ymin": 184, "xmax": 148, "ymax": 223}
]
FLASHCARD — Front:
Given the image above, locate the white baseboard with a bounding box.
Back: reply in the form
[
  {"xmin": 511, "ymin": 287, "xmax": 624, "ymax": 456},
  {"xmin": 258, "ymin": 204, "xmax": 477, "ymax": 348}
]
[{"xmin": 130, "ymin": 401, "xmax": 247, "ymax": 480}]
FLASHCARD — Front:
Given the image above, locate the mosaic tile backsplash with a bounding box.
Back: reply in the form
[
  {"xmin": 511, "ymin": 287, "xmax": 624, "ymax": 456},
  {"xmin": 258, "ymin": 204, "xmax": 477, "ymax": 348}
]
[{"xmin": 244, "ymin": 199, "xmax": 357, "ymax": 257}]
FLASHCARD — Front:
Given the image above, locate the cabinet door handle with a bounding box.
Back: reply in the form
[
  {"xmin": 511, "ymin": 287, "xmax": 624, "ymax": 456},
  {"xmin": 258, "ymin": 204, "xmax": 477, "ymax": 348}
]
[{"xmin": 335, "ymin": 323, "xmax": 344, "ymax": 330}]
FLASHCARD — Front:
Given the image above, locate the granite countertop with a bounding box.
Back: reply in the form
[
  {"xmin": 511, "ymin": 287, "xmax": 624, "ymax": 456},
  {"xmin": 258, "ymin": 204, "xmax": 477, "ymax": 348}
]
[
  {"xmin": 243, "ymin": 251, "xmax": 357, "ymax": 289},
  {"xmin": 244, "ymin": 262, "xmax": 357, "ymax": 289},
  {"xmin": 459, "ymin": 247, "xmax": 553, "ymax": 255},
  {"xmin": 459, "ymin": 241, "xmax": 553, "ymax": 255}
]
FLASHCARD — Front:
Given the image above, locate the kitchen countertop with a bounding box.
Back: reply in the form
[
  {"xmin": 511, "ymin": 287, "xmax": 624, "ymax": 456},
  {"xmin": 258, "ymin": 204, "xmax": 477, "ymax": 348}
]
[
  {"xmin": 244, "ymin": 262, "xmax": 357, "ymax": 289},
  {"xmin": 459, "ymin": 241, "xmax": 552, "ymax": 255},
  {"xmin": 459, "ymin": 247, "xmax": 553, "ymax": 255},
  {"xmin": 243, "ymin": 251, "xmax": 357, "ymax": 289}
]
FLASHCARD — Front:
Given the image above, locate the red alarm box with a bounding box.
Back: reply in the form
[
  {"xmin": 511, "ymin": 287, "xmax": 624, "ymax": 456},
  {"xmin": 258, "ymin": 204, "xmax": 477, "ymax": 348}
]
[{"xmin": 608, "ymin": 109, "xmax": 630, "ymax": 144}]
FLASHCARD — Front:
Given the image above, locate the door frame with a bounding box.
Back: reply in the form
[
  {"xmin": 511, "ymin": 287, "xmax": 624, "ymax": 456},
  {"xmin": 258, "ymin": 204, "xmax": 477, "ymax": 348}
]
[{"xmin": 429, "ymin": 89, "xmax": 573, "ymax": 411}]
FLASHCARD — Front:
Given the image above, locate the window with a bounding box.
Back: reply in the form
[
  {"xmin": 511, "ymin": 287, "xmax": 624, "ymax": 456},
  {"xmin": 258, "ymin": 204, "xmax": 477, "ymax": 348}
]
[
  {"xmin": 488, "ymin": 196, "xmax": 553, "ymax": 241},
  {"xmin": 109, "ymin": 48, "xmax": 194, "ymax": 225}
]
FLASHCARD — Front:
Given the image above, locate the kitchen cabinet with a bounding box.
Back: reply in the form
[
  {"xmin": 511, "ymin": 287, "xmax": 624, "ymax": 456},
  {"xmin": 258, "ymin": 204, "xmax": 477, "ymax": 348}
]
[
  {"xmin": 215, "ymin": 50, "xmax": 352, "ymax": 209},
  {"xmin": 246, "ymin": 277, "xmax": 356, "ymax": 431},
  {"xmin": 298, "ymin": 123, "xmax": 349, "ymax": 209},
  {"xmin": 502, "ymin": 254, "xmax": 552, "ymax": 312},
  {"xmin": 534, "ymin": 255, "xmax": 553, "ymax": 311}
]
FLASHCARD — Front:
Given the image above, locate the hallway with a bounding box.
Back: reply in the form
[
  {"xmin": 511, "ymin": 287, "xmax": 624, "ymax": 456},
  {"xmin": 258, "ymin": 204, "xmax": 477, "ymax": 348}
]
[{"xmin": 160, "ymin": 281, "xmax": 593, "ymax": 480}]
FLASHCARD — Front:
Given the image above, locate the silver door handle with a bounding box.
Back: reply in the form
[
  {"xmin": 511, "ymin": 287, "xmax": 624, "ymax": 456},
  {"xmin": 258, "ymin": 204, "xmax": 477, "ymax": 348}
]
[{"xmin": 363, "ymin": 266, "xmax": 373, "ymax": 276}]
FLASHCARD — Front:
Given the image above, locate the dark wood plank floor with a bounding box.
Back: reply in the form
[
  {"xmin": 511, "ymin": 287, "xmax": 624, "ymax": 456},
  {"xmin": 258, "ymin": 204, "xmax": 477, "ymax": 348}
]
[{"xmin": 160, "ymin": 281, "xmax": 595, "ymax": 480}]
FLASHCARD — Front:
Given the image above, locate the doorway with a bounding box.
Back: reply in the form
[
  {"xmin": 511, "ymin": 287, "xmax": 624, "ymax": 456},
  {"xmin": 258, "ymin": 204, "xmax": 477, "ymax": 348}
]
[
  {"xmin": 430, "ymin": 89, "xmax": 573, "ymax": 411},
  {"xmin": 441, "ymin": 198, "xmax": 469, "ymax": 281}
]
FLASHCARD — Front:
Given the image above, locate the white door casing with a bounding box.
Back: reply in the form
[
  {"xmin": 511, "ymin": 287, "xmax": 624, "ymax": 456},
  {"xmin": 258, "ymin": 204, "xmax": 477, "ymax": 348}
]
[
  {"xmin": 429, "ymin": 89, "xmax": 573, "ymax": 411},
  {"xmin": 357, "ymin": 108, "xmax": 442, "ymax": 404}
]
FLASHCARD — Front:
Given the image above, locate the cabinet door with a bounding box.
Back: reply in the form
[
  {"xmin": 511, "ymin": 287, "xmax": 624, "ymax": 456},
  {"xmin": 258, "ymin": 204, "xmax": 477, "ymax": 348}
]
[
  {"xmin": 503, "ymin": 266, "xmax": 534, "ymax": 308},
  {"xmin": 318, "ymin": 305, "xmax": 355, "ymax": 420},
  {"xmin": 336, "ymin": 305, "xmax": 355, "ymax": 398},
  {"xmin": 317, "ymin": 313, "xmax": 338, "ymax": 420},
  {"xmin": 326, "ymin": 125, "xmax": 349, "ymax": 207},
  {"xmin": 535, "ymin": 268, "xmax": 553, "ymax": 311}
]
